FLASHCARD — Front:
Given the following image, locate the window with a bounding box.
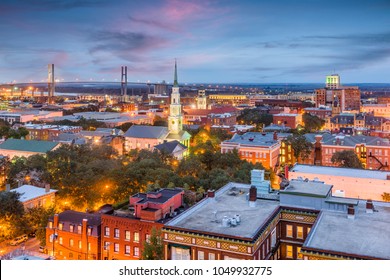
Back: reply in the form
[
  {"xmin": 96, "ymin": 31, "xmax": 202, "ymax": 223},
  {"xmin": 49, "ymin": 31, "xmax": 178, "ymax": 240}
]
[
  {"xmin": 307, "ymin": 227, "xmax": 311, "ymax": 234},
  {"xmin": 286, "ymin": 245, "xmax": 293, "ymax": 259},
  {"xmin": 171, "ymin": 247, "xmax": 190, "ymax": 260},
  {"xmin": 88, "ymin": 243, "xmax": 91, "ymax": 251},
  {"xmin": 297, "ymin": 247, "xmax": 303, "ymax": 260},
  {"xmin": 198, "ymin": 251, "xmax": 205, "ymax": 260},
  {"xmin": 78, "ymin": 240, "xmax": 82, "ymax": 249},
  {"xmin": 77, "ymin": 225, "xmax": 82, "ymax": 234},
  {"xmin": 286, "ymin": 225, "xmax": 293, "ymax": 238},
  {"xmin": 297, "ymin": 226, "xmax": 304, "ymax": 239},
  {"xmin": 114, "ymin": 228, "xmax": 120, "ymax": 239},
  {"xmin": 271, "ymin": 228, "xmax": 276, "ymax": 248},
  {"xmin": 145, "ymin": 234, "xmax": 151, "ymax": 243},
  {"xmin": 125, "ymin": 230, "xmax": 130, "ymax": 241},
  {"xmin": 58, "ymin": 223, "xmax": 63, "ymax": 231},
  {"xmin": 125, "ymin": 245, "xmax": 130, "ymax": 255},
  {"xmin": 69, "ymin": 239, "xmax": 74, "ymax": 247},
  {"xmin": 69, "ymin": 225, "xmax": 74, "ymax": 233},
  {"xmin": 134, "ymin": 232, "xmax": 139, "ymax": 243},
  {"xmin": 104, "ymin": 241, "xmax": 110, "ymax": 250},
  {"xmin": 59, "ymin": 237, "xmax": 63, "ymax": 245},
  {"xmin": 104, "ymin": 227, "xmax": 110, "ymax": 237},
  {"xmin": 134, "ymin": 247, "xmax": 139, "ymax": 257},
  {"xmin": 87, "ymin": 227, "xmax": 92, "ymax": 236},
  {"xmin": 209, "ymin": 253, "xmax": 215, "ymax": 260},
  {"xmin": 49, "ymin": 222, "xmax": 53, "ymax": 229},
  {"xmin": 114, "ymin": 243, "xmax": 119, "ymax": 253}
]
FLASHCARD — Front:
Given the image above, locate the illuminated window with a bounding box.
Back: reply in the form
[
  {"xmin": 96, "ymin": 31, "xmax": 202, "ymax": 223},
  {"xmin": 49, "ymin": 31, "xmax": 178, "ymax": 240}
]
[
  {"xmin": 297, "ymin": 226, "xmax": 304, "ymax": 239},
  {"xmin": 104, "ymin": 227, "xmax": 110, "ymax": 237},
  {"xmin": 77, "ymin": 225, "xmax": 82, "ymax": 234},
  {"xmin": 59, "ymin": 237, "xmax": 63, "ymax": 245},
  {"xmin": 286, "ymin": 245, "xmax": 293, "ymax": 259},
  {"xmin": 69, "ymin": 239, "xmax": 74, "ymax": 247},
  {"xmin": 69, "ymin": 224, "xmax": 74, "ymax": 233},
  {"xmin": 87, "ymin": 227, "xmax": 92, "ymax": 236},
  {"xmin": 114, "ymin": 243, "xmax": 119, "ymax": 253},
  {"xmin": 125, "ymin": 230, "xmax": 130, "ymax": 241},
  {"xmin": 134, "ymin": 232, "xmax": 139, "ymax": 243},
  {"xmin": 286, "ymin": 225, "xmax": 293, "ymax": 238},
  {"xmin": 307, "ymin": 227, "xmax": 311, "ymax": 234},
  {"xmin": 49, "ymin": 222, "xmax": 53, "ymax": 229},
  {"xmin": 78, "ymin": 240, "xmax": 82, "ymax": 249},
  {"xmin": 58, "ymin": 223, "xmax": 63, "ymax": 231},
  {"xmin": 88, "ymin": 243, "xmax": 91, "ymax": 251},
  {"xmin": 297, "ymin": 247, "xmax": 303, "ymax": 260},
  {"xmin": 145, "ymin": 234, "xmax": 151, "ymax": 243},
  {"xmin": 198, "ymin": 251, "xmax": 204, "ymax": 260}
]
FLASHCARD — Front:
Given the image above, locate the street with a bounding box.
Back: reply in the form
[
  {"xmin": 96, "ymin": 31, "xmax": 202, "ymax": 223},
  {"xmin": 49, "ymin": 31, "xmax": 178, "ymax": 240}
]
[{"xmin": 0, "ymin": 237, "xmax": 41, "ymax": 259}]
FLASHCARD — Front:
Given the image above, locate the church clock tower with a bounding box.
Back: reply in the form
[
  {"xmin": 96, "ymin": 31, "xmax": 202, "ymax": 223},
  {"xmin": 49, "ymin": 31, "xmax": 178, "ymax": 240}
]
[{"xmin": 168, "ymin": 60, "xmax": 183, "ymax": 134}]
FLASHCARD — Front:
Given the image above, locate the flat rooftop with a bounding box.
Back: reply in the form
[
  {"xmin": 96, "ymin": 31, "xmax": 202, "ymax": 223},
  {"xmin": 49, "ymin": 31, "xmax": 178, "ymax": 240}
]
[
  {"xmin": 10, "ymin": 185, "xmax": 57, "ymax": 202},
  {"xmin": 291, "ymin": 164, "xmax": 390, "ymax": 180},
  {"xmin": 304, "ymin": 202, "xmax": 390, "ymax": 259},
  {"xmin": 282, "ymin": 179, "xmax": 333, "ymax": 198},
  {"xmin": 166, "ymin": 183, "xmax": 279, "ymax": 239}
]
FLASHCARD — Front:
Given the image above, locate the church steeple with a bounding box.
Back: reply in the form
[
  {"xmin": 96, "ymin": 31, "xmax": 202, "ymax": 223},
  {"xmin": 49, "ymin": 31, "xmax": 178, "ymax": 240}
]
[
  {"xmin": 168, "ymin": 60, "xmax": 182, "ymax": 134},
  {"xmin": 173, "ymin": 59, "xmax": 178, "ymax": 87}
]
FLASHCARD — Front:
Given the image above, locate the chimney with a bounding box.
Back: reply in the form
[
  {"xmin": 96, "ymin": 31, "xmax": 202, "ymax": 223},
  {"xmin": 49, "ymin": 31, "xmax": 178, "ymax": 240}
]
[
  {"xmin": 53, "ymin": 213, "xmax": 59, "ymax": 228},
  {"xmin": 6, "ymin": 183, "xmax": 10, "ymax": 192},
  {"xmin": 366, "ymin": 199, "xmax": 374, "ymax": 214},
  {"xmin": 347, "ymin": 205, "xmax": 355, "ymax": 219},
  {"xmin": 45, "ymin": 183, "xmax": 50, "ymax": 193},
  {"xmin": 284, "ymin": 165, "xmax": 289, "ymax": 180},
  {"xmin": 273, "ymin": 131, "xmax": 278, "ymax": 141},
  {"xmin": 249, "ymin": 186, "xmax": 257, "ymax": 207},
  {"xmin": 207, "ymin": 189, "xmax": 215, "ymax": 199}
]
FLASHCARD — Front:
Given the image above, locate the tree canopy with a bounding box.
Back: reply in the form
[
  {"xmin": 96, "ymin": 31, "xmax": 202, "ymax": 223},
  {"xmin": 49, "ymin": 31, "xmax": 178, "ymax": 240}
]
[
  {"xmin": 284, "ymin": 134, "xmax": 313, "ymax": 162},
  {"xmin": 331, "ymin": 150, "xmax": 364, "ymax": 169}
]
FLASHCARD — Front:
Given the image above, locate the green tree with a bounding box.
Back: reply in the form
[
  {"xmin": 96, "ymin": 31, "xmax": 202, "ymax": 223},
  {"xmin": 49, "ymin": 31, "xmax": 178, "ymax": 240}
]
[
  {"xmin": 331, "ymin": 150, "xmax": 364, "ymax": 169},
  {"xmin": 0, "ymin": 191, "xmax": 25, "ymax": 239},
  {"xmin": 302, "ymin": 113, "xmax": 325, "ymax": 132},
  {"xmin": 24, "ymin": 206, "xmax": 56, "ymax": 246},
  {"xmin": 141, "ymin": 227, "xmax": 164, "ymax": 260},
  {"xmin": 284, "ymin": 134, "xmax": 313, "ymax": 162}
]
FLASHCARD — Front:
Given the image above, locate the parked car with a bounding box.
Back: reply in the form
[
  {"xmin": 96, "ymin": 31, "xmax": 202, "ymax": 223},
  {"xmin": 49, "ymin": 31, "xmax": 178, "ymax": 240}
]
[{"xmin": 9, "ymin": 234, "xmax": 28, "ymax": 246}]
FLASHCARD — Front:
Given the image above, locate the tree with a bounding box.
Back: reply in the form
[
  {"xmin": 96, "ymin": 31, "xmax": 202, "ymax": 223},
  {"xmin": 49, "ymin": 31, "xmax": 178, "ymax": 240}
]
[
  {"xmin": 284, "ymin": 135, "xmax": 313, "ymax": 162},
  {"xmin": 141, "ymin": 227, "xmax": 164, "ymax": 260},
  {"xmin": 24, "ymin": 206, "xmax": 56, "ymax": 246},
  {"xmin": 331, "ymin": 150, "xmax": 364, "ymax": 169},
  {"xmin": 382, "ymin": 192, "xmax": 390, "ymax": 202},
  {"xmin": 302, "ymin": 113, "xmax": 325, "ymax": 132},
  {"xmin": 0, "ymin": 191, "xmax": 25, "ymax": 239}
]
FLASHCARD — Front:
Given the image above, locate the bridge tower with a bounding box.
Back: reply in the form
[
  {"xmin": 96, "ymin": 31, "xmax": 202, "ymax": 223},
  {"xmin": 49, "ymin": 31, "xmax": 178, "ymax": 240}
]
[
  {"xmin": 48, "ymin": 64, "xmax": 55, "ymax": 104},
  {"xmin": 121, "ymin": 66, "xmax": 127, "ymax": 102}
]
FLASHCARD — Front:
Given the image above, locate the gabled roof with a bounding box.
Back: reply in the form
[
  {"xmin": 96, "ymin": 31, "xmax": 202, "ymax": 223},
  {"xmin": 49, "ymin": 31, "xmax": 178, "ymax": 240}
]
[
  {"xmin": 49, "ymin": 210, "xmax": 101, "ymax": 226},
  {"xmin": 0, "ymin": 139, "xmax": 60, "ymax": 153},
  {"xmin": 154, "ymin": 140, "xmax": 187, "ymax": 154},
  {"xmin": 123, "ymin": 125, "xmax": 169, "ymax": 139},
  {"xmin": 166, "ymin": 130, "xmax": 191, "ymax": 142}
]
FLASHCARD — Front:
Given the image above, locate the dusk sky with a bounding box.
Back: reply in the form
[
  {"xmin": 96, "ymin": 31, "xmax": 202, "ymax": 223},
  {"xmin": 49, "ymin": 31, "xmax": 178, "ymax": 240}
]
[{"xmin": 0, "ymin": 0, "xmax": 389, "ymax": 84}]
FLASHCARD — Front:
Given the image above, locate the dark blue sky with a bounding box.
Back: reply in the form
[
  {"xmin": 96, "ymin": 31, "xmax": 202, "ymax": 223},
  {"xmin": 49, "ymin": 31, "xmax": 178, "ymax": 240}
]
[{"xmin": 0, "ymin": 0, "xmax": 389, "ymax": 84}]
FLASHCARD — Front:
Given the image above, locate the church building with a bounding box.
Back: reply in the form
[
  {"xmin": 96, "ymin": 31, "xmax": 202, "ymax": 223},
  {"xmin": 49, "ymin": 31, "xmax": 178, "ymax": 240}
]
[{"xmin": 124, "ymin": 61, "xmax": 191, "ymax": 154}]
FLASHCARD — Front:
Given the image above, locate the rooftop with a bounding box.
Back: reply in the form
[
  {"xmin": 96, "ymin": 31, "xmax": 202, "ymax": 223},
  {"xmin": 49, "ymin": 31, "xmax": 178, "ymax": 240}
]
[
  {"xmin": 0, "ymin": 139, "xmax": 60, "ymax": 153},
  {"xmin": 49, "ymin": 210, "xmax": 101, "ymax": 226},
  {"xmin": 124, "ymin": 125, "xmax": 169, "ymax": 139},
  {"xmin": 223, "ymin": 132, "xmax": 291, "ymax": 147},
  {"xmin": 304, "ymin": 201, "xmax": 390, "ymax": 259},
  {"xmin": 154, "ymin": 140, "xmax": 187, "ymax": 154},
  {"xmin": 10, "ymin": 185, "xmax": 57, "ymax": 202},
  {"xmin": 131, "ymin": 188, "xmax": 184, "ymax": 205},
  {"xmin": 282, "ymin": 179, "xmax": 333, "ymax": 198},
  {"xmin": 291, "ymin": 164, "xmax": 390, "ymax": 180},
  {"xmin": 165, "ymin": 182, "xmax": 280, "ymax": 239}
]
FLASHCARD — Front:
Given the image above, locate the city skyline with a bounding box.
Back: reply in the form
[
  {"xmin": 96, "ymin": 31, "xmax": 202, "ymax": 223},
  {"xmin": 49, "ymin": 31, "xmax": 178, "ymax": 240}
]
[{"xmin": 0, "ymin": 0, "xmax": 389, "ymax": 84}]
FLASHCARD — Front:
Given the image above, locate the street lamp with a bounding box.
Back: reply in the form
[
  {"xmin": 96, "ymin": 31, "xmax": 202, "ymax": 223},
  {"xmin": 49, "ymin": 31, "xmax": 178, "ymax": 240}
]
[{"xmin": 50, "ymin": 232, "xmax": 58, "ymax": 258}]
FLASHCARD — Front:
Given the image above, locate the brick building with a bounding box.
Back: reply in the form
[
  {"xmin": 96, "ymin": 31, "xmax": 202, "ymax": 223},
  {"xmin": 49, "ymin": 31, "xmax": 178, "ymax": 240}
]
[
  {"xmin": 101, "ymin": 188, "xmax": 184, "ymax": 260},
  {"xmin": 46, "ymin": 211, "xmax": 102, "ymax": 260},
  {"xmin": 24, "ymin": 124, "xmax": 82, "ymax": 141},
  {"xmin": 272, "ymin": 113, "xmax": 302, "ymax": 129},
  {"xmin": 163, "ymin": 175, "xmax": 390, "ymax": 260},
  {"xmin": 280, "ymin": 133, "xmax": 390, "ymax": 170},
  {"xmin": 221, "ymin": 132, "xmax": 291, "ymax": 169}
]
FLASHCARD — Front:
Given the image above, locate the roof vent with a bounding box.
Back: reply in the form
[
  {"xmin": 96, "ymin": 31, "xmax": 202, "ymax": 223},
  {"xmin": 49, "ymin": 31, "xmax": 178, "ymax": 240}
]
[{"xmin": 366, "ymin": 199, "xmax": 374, "ymax": 214}]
